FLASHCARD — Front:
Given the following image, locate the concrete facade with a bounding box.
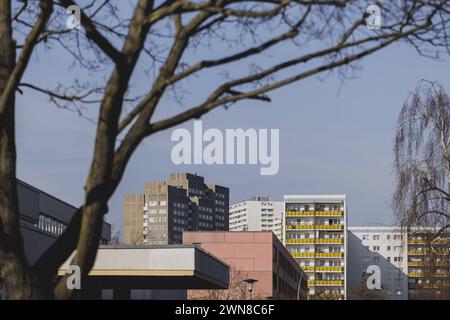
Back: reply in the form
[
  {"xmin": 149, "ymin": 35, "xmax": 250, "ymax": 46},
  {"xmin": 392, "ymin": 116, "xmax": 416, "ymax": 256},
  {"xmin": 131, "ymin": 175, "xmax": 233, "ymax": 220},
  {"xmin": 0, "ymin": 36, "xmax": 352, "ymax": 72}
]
[
  {"xmin": 124, "ymin": 173, "xmax": 229, "ymax": 245},
  {"xmin": 229, "ymin": 196, "xmax": 284, "ymax": 242},
  {"xmin": 283, "ymin": 195, "xmax": 347, "ymax": 299},
  {"xmin": 347, "ymin": 227, "xmax": 408, "ymax": 300},
  {"xmin": 183, "ymin": 231, "xmax": 307, "ymax": 300}
]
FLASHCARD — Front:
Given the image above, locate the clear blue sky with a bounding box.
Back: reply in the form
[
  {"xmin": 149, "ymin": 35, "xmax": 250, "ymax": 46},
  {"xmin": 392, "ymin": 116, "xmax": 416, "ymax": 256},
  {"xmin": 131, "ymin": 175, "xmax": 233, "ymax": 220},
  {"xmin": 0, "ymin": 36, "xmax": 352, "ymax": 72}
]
[{"xmin": 15, "ymin": 24, "xmax": 450, "ymax": 236}]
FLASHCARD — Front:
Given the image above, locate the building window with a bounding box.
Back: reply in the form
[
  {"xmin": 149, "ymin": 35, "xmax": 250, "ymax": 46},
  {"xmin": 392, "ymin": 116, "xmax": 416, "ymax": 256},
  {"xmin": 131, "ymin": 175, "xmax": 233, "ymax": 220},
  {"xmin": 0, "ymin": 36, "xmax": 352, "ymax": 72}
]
[
  {"xmin": 35, "ymin": 214, "xmax": 67, "ymax": 236},
  {"xmin": 373, "ymin": 235, "xmax": 380, "ymax": 240}
]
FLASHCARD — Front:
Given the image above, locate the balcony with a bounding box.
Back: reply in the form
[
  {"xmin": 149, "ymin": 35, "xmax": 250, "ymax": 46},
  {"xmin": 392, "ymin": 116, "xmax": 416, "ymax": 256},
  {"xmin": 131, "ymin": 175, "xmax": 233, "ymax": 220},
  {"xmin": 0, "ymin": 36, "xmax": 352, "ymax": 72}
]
[
  {"xmin": 286, "ymin": 238, "xmax": 344, "ymax": 244},
  {"xmin": 408, "ymin": 271, "xmax": 449, "ymax": 278},
  {"xmin": 286, "ymin": 225, "xmax": 344, "ymax": 231},
  {"xmin": 285, "ymin": 210, "xmax": 344, "ymax": 217},
  {"xmin": 408, "ymin": 261, "xmax": 424, "ymax": 266},
  {"xmin": 290, "ymin": 252, "xmax": 344, "ymax": 258},
  {"xmin": 408, "ymin": 239, "xmax": 449, "ymax": 245},
  {"xmin": 313, "ymin": 293, "xmax": 345, "ymax": 300},
  {"xmin": 286, "ymin": 225, "xmax": 315, "ymax": 230},
  {"xmin": 308, "ymin": 280, "xmax": 344, "ymax": 286},
  {"xmin": 316, "ymin": 238, "xmax": 344, "ymax": 244},
  {"xmin": 303, "ymin": 266, "xmax": 344, "ymax": 272},
  {"xmin": 408, "ymin": 249, "xmax": 449, "ymax": 256},
  {"xmin": 315, "ymin": 225, "xmax": 344, "ymax": 230},
  {"xmin": 408, "ymin": 260, "xmax": 449, "ymax": 267},
  {"xmin": 291, "ymin": 252, "xmax": 315, "ymax": 258},
  {"xmin": 315, "ymin": 252, "xmax": 344, "ymax": 258}
]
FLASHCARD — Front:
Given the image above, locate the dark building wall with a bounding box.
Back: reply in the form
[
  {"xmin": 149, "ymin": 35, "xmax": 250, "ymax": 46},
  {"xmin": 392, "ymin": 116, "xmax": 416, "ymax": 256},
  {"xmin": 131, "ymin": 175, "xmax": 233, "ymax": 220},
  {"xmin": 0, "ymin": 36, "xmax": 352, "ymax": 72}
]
[
  {"xmin": 17, "ymin": 179, "xmax": 111, "ymax": 263},
  {"xmin": 21, "ymin": 224, "xmax": 58, "ymax": 265}
]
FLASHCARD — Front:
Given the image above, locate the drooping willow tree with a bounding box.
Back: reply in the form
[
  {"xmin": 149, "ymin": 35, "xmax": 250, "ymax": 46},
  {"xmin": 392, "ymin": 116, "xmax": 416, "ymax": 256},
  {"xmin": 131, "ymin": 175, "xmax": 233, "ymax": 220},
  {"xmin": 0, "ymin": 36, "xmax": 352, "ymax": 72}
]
[
  {"xmin": 1, "ymin": 0, "xmax": 450, "ymax": 299},
  {"xmin": 394, "ymin": 81, "xmax": 450, "ymax": 233},
  {"xmin": 393, "ymin": 81, "xmax": 450, "ymax": 298}
]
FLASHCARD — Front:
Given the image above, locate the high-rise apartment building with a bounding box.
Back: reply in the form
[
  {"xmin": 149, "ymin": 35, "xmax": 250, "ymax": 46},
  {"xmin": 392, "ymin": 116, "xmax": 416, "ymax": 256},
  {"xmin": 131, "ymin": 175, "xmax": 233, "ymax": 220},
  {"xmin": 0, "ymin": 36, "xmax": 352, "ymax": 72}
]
[
  {"xmin": 347, "ymin": 227, "xmax": 408, "ymax": 300},
  {"xmin": 124, "ymin": 173, "xmax": 229, "ymax": 245},
  {"xmin": 283, "ymin": 195, "xmax": 347, "ymax": 300},
  {"xmin": 229, "ymin": 196, "xmax": 284, "ymax": 241},
  {"xmin": 346, "ymin": 226, "xmax": 450, "ymax": 300},
  {"xmin": 407, "ymin": 228, "xmax": 450, "ymax": 299}
]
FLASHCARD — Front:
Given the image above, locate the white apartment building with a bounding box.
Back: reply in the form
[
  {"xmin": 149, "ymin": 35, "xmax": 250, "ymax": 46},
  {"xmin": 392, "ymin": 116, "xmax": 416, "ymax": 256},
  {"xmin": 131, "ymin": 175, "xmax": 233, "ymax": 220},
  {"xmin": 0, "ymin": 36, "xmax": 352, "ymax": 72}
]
[
  {"xmin": 229, "ymin": 196, "xmax": 284, "ymax": 241},
  {"xmin": 283, "ymin": 195, "xmax": 347, "ymax": 300},
  {"xmin": 347, "ymin": 227, "xmax": 408, "ymax": 300}
]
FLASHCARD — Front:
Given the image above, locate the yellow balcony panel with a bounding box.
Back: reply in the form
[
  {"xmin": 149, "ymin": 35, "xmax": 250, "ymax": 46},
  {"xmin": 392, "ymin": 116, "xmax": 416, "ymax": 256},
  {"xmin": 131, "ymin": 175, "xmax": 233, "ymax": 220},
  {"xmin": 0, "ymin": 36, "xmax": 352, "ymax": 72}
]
[
  {"xmin": 315, "ymin": 211, "xmax": 344, "ymax": 217},
  {"xmin": 286, "ymin": 238, "xmax": 344, "ymax": 244},
  {"xmin": 408, "ymin": 272, "xmax": 424, "ymax": 277},
  {"xmin": 286, "ymin": 225, "xmax": 315, "ymax": 230},
  {"xmin": 408, "ymin": 239, "xmax": 449, "ymax": 245},
  {"xmin": 314, "ymin": 280, "xmax": 344, "ymax": 286},
  {"xmin": 408, "ymin": 261, "xmax": 424, "ymax": 266},
  {"xmin": 312, "ymin": 266, "xmax": 344, "ymax": 272},
  {"xmin": 408, "ymin": 250, "xmax": 427, "ymax": 256},
  {"xmin": 315, "ymin": 225, "xmax": 344, "ymax": 230},
  {"xmin": 316, "ymin": 238, "xmax": 344, "ymax": 244},
  {"xmin": 286, "ymin": 211, "xmax": 344, "ymax": 217},
  {"xmin": 409, "ymin": 272, "xmax": 449, "ymax": 277},
  {"xmin": 286, "ymin": 238, "xmax": 315, "ymax": 244},
  {"xmin": 315, "ymin": 252, "xmax": 344, "ymax": 258},
  {"xmin": 408, "ymin": 249, "xmax": 449, "ymax": 256},
  {"xmin": 286, "ymin": 211, "xmax": 314, "ymax": 217},
  {"xmin": 314, "ymin": 293, "xmax": 345, "ymax": 300},
  {"xmin": 291, "ymin": 252, "xmax": 315, "ymax": 258}
]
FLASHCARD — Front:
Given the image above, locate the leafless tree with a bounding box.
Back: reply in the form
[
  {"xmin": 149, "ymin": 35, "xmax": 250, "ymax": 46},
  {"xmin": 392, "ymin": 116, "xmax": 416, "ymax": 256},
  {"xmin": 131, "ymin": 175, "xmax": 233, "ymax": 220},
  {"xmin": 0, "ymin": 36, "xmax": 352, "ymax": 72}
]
[
  {"xmin": 393, "ymin": 82, "xmax": 450, "ymax": 238},
  {"xmin": 347, "ymin": 283, "xmax": 386, "ymax": 300},
  {"xmin": 109, "ymin": 224, "xmax": 121, "ymax": 245},
  {"xmin": 189, "ymin": 266, "xmax": 248, "ymax": 300},
  {"xmin": 393, "ymin": 81, "xmax": 450, "ymax": 298},
  {"xmin": 1, "ymin": 0, "xmax": 450, "ymax": 299}
]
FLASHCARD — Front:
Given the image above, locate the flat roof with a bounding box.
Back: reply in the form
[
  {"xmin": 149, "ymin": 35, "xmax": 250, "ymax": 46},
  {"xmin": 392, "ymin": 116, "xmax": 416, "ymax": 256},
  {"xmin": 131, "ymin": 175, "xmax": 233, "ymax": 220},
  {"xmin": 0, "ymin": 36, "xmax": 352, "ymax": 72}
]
[
  {"xmin": 58, "ymin": 245, "xmax": 229, "ymax": 289},
  {"xmin": 284, "ymin": 195, "xmax": 346, "ymax": 201},
  {"xmin": 348, "ymin": 226, "xmax": 401, "ymax": 231}
]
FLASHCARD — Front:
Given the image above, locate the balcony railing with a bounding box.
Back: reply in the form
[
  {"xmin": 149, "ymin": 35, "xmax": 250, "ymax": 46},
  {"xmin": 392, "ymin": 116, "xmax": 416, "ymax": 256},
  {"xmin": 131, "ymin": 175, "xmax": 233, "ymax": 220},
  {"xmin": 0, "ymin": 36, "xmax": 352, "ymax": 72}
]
[
  {"xmin": 290, "ymin": 252, "xmax": 344, "ymax": 258},
  {"xmin": 408, "ymin": 239, "xmax": 449, "ymax": 244},
  {"xmin": 303, "ymin": 266, "xmax": 344, "ymax": 272},
  {"xmin": 315, "ymin": 252, "xmax": 344, "ymax": 258},
  {"xmin": 408, "ymin": 271, "xmax": 449, "ymax": 278},
  {"xmin": 408, "ymin": 249, "xmax": 449, "ymax": 256},
  {"xmin": 286, "ymin": 238, "xmax": 344, "ymax": 244},
  {"xmin": 408, "ymin": 260, "xmax": 449, "ymax": 267},
  {"xmin": 286, "ymin": 225, "xmax": 344, "ymax": 231},
  {"xmin": 285, "ymin": 210, "xmax": 344, "ymax": 217},
  {"xmin": 308, "ymin": 280, "xmax": 344, "ymax": 286}
]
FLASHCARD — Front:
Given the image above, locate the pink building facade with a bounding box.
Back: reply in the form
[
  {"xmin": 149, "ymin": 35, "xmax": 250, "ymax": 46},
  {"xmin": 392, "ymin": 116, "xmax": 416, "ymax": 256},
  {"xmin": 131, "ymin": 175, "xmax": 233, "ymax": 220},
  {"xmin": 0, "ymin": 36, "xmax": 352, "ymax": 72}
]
[{"xmin": 183, "ymin": 231, "xmax": 307, "ymax": 300}]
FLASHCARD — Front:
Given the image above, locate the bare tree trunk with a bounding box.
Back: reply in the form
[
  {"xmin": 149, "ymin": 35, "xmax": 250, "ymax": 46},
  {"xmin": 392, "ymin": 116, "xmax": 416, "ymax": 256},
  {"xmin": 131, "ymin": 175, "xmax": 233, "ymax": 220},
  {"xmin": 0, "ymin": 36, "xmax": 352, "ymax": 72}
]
[{"xmin": 0, "ymin": 0, "xmax": 42, "ymax": 299}]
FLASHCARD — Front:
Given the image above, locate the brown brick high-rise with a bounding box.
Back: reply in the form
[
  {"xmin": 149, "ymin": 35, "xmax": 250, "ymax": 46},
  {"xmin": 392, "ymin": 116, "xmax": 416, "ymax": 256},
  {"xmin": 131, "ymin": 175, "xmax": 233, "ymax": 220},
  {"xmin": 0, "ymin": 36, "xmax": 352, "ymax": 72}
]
[{"xmin": 124, "ymin": 173, "xmax": 229, "ymax": 245}]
